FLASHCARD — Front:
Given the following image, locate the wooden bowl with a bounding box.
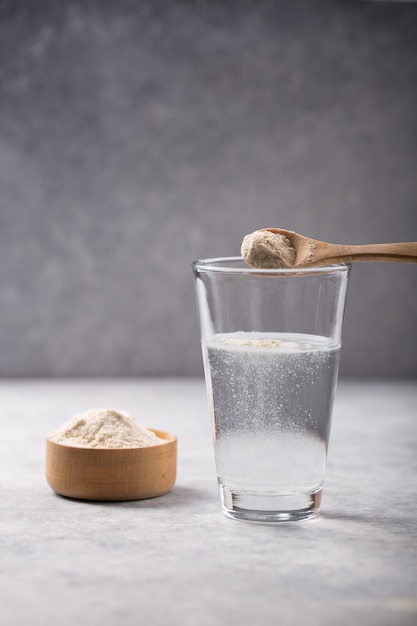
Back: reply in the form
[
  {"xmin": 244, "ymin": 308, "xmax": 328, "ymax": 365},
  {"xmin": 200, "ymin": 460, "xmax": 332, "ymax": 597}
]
[{"xmin": 46, "ymin": 429, "xmax": 177, "ymax": 501}]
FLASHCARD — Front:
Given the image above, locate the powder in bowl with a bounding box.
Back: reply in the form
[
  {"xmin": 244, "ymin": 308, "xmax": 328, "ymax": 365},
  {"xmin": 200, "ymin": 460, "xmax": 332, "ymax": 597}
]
[{"xmin": 48, "ymin": 408, "xmax": 165, "ymax": 449}]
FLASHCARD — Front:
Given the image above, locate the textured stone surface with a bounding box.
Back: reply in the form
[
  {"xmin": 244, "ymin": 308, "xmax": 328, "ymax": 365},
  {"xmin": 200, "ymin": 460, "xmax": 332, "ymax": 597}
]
[
  {"xmin": 1, "ymin": 378, "xmax": 417, "ymax": 626},
  {"xmin": 0, "ymin": 1, "xmax": 416, "ymax": 377}
]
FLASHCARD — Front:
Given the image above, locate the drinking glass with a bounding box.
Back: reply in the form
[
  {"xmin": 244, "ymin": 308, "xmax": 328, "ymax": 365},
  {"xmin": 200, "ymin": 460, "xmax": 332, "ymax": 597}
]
[{"xmin": 192, "ymin": 257, "xmax": 350, "ymax": 522}]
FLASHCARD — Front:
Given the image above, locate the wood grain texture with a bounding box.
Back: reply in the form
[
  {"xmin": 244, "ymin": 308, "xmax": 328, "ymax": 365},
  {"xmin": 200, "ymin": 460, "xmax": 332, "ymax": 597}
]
[
  {"xmin": 264, "ymin": 229, "xmax": 417, "ymax": 267},
  {"xmin": 46, "ymin": 429, "xmax": 177, "ymax": 501}
]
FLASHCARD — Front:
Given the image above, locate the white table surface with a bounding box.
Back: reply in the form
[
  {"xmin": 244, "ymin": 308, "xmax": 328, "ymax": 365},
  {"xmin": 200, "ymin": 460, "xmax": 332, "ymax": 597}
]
[{"xmin": 1, "ymin": 378, "xmax": 416, "ymax": 626}]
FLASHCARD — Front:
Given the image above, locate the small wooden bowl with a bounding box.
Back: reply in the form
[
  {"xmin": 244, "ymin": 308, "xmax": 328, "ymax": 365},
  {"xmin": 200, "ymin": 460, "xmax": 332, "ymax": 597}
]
[{"xmin": 46, "ymin": 429, "xmax": 177, "ymax": 501}]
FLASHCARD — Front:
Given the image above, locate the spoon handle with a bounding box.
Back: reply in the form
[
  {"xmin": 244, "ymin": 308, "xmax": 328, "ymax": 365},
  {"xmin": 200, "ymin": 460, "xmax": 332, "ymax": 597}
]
[{"xmin": 323, "ymin": 242, "xmax": 417, "ymax": 264}]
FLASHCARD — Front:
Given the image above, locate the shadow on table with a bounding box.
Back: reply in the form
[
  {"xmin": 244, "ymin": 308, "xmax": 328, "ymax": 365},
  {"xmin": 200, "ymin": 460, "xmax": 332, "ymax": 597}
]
[
  {"xmin": 118, "ymin": 485, "xmax": 210, "ymax": 510},
  {"xmin": 320, "ymin": 509, "xmax": 415, "ymax": 539},
  {"xmin": 53, "ymin": 484, "xmax": 212, "ymax": 509}
]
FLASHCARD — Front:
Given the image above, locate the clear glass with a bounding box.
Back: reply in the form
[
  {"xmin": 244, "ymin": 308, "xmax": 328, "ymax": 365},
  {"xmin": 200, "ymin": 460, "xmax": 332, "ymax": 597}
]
[{"xmin": 192, "ymin": 257, "xmax": 350, "ymax": 523}]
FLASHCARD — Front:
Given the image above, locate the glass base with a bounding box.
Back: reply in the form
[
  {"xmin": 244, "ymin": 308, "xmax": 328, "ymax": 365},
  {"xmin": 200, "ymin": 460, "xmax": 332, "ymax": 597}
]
[{"xmin": 220, "ymin": 485, "xmax": 322, "ymax": 523}]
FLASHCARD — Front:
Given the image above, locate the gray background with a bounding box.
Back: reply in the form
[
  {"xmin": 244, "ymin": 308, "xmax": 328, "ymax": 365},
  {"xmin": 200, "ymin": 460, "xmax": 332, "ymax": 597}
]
[{"xmin": 0, "ymin": 0, "xmax": 416, "ymax": 378}]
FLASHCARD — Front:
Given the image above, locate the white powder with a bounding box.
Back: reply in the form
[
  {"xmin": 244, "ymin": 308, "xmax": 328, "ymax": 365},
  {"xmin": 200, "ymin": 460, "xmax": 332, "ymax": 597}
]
[
  {"xmin": 48, "ymin": 408, "xmax": 165, "ymax": 449},
  {"xmin": 241, "ymin": 229, "xmax": 296, "ymax": 268},
  {"xmin": 223, "ymin": 337, "xmax": 299, "ymax": 349}
]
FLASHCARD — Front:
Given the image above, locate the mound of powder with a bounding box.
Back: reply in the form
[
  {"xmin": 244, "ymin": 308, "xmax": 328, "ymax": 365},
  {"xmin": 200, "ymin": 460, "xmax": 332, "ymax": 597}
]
[
  {"xmin": 48, "ymin": 408, "xmax": 164, "ymax": 448},
  {"xmin": 241, "ymin": 230, "xmax": 296, "ymax": 268}
]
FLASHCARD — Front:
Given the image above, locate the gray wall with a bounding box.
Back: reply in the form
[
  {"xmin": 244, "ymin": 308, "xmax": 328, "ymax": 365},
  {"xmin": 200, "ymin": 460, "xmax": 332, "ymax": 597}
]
[{"xmin": 0, "ymin": 0, "xmax": 416, "ymax": 378}]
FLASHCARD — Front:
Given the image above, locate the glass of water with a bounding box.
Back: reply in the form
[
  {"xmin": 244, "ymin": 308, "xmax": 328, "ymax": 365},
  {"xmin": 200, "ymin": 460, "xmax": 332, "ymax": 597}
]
[{"xmin": 192, "ymin": 257, "xmax": 350, "ymax": 523}]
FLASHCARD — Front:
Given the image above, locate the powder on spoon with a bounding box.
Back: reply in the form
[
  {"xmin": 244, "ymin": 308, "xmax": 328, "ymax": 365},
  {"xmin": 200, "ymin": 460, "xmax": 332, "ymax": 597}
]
[
  {"xmin": 48, "ymin": 408, "xmax": 165, "ymax": 448},
  {"xmin": 241, "ymin": 229, "xmax": 296, "ymax": 268}
]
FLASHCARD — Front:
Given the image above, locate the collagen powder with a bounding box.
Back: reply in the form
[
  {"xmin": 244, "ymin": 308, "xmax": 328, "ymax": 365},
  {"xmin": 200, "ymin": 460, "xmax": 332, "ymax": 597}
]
[
  {"xmin": 48, "ymin": 408, "xmax": 164, "ymax": 449},
  {"xmin": 241, "ymin": 229, "xmax": 296, "ymax": 268}
]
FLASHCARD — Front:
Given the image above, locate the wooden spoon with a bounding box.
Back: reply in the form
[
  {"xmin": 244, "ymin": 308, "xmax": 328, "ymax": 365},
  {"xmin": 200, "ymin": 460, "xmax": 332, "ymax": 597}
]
[{"xmin": 261, "ymin": 228, "xmax": 417, "ymax": 268}]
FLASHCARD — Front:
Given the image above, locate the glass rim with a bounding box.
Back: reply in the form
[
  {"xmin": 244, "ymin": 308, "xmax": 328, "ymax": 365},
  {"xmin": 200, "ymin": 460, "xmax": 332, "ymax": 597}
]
[{"xmin": 192, "ymin": 256, "xmax": 351, "ymax": 275}]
